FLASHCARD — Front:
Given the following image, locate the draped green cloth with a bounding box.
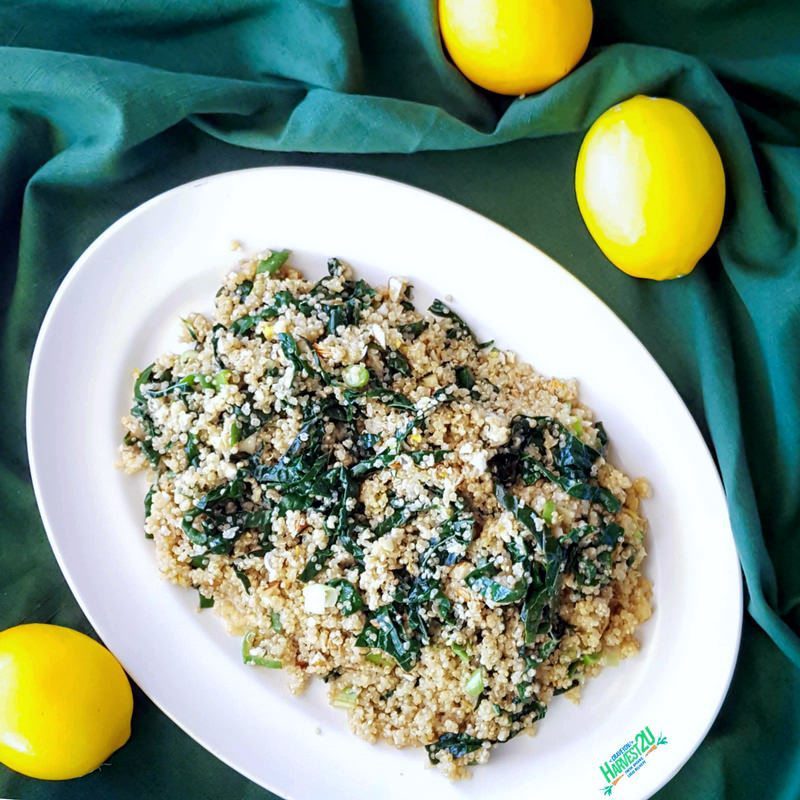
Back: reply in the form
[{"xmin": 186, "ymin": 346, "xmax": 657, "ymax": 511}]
[{"xmin": 1, "ymin": 2, "xmax": 798, "ymax": 797}]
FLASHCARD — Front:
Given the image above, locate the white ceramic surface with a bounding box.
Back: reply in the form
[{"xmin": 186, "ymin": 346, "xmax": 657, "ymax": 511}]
[{"xmin": 27, "ymin": 167, "xmax": 741, "ymax": 800}]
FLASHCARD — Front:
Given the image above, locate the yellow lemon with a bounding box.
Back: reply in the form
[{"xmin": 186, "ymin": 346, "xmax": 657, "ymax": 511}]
[
  {"xmin": 0, "ymin": 624, "xmax": 132, "ymax": 780},
  {"xmin": 575, "ymin": 95, "xmax": 726, "ymax": 280},
  {"xmin": 439, "ymin": 0, "xmax": 593, "ymax": 95}
]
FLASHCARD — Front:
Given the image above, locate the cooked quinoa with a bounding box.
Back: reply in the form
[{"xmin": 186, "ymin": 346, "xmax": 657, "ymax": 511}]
[{"xmin": 119, "ymin": 249, "xmax": 652, "ymax": 777}]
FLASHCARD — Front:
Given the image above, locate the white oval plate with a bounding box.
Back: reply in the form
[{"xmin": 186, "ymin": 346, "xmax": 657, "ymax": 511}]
[{"xmin": 27, "ymin": 167, "xmax": 741, "ymax": 800}]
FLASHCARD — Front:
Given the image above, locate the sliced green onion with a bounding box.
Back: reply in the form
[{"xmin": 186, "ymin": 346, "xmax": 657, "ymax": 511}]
[
  {"xmin": 365, "ymin": 652, "xmax": 393, "ymax": 667},
  {"xmin": 198, "ymin": 591, "xmax": 214, "ymax": 609},
  {"xmin": 230, "ymin": 420, "xmax": 242, "ymax": 446},
  {"xmin": 188, "ymin": 373, "xmax": 215, "ymax": 390},
  {"xmin": 270, "ymin": 610, "xmax": 282, "ymax": 632},
  {"xmin": 242, "ymin": 631, "xmax": 282, "ymax": 668},
  {"xmin": 542, "ymin": 500, "xmax": 557, "ymax": 524},
  {"xmin": 331, "ymin": 686, "xmax": 360, "ymax": 709},
  {"xmin": 451, "ymin": 643, "xmax": 470, "ymax": 663},
  {"xmin": 582, "ymin": 652, "xmax": 601, "ymax": 666},
  {"xmin": 465, "ymin": 667, "xmax": 485, "ymax": 698},
  {"xmin": 213, "ymin": 369, "xmax": 232, "ymax": 389},
  {"xmin": 342, "ymin": 363, "xmax": 370, "ymax": 389},
  {"xmin": 257, "ymin": 249, "xmax": 290, "ymax": 275},
  {"xmin": 570, "ymin": 419, "xmax": 584, "ymax": 436}
]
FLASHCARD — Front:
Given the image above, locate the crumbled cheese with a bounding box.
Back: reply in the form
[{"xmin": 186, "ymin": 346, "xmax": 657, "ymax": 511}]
[
  {"xmin": 387, "ymin": 276, "xmax": 406, "ymax": 302},
  {"xmin": 370, "ymin": 323, "xmax": 387, "ymax": 349},
  {"xmin": 482, "ymin": 414, "xmax": 509, "ymax": 445},
  {"xmin": 458, "ymin": 442, "xmax": 488, "ymax": 474},
  {"xmin": 303, "ymin": 583, "xmax": 339, "ymax": 614}
]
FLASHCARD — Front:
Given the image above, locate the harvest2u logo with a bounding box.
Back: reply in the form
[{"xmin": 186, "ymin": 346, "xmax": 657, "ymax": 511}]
[{"xmin": 598, "ymin": 725, "xmax": 668, "ymax": 795}]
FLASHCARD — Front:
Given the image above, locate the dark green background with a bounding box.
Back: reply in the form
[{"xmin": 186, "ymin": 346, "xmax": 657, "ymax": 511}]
[{"xmin": 1, "ymin": 1, "xmax": 798, "ymax": 798}]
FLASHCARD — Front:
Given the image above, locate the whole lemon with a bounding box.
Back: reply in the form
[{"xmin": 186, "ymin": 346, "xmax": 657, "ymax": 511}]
[
  {"xmin": 575, "ymin": 95, "xmax": 726, "ymax": 280},
  {"xmin": 0, "ymin": 624, "xmax": 132, "ymax": 780},
  {"xmin": 439, "ymin": 0, "xmax": 593, "ymax": 95}
]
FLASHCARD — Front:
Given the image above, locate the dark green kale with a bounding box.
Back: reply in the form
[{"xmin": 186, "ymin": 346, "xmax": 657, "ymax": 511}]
[
  {"xmin": 384, "ymin": 349, "xmax": 411, "ymax": 377},
  {"xmin": 455, "ymin": 365, "xmax": 474, "ymax": 389},
  {"xmin": 429, "ymin": 299, "xmax": 476, "ymax": 341},
  {"xmin": 326, "ymin": 578, "xmax": 365, "ymax": 616},
  {"xmin": 492, "ymin": 415, "xmax": 620, "ymax": 513},
  {"xmin": 426, "ymin": 733, "xmax": 485, "ymax": 764},
  {"xmin": 397, "ymin": 320, "xmax": 427, "ymax": 339},
  {"xmin": 355, "ymin": 604, "xmax": 420, "ymax": 671},
  {"xmin": 184, "ymin": 432, "xmax": 200, "ymax": 467}
]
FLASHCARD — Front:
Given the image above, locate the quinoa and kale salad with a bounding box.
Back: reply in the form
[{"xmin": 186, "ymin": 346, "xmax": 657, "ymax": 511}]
[{"xmin": 119, "ymin": 249, "xmax": 652, "ymax": 777}]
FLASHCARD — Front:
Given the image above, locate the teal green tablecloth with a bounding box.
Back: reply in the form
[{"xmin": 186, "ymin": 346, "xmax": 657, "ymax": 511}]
[{"xmin": 1, "ymin": 2, "xmax": 799, "ymax": 798}]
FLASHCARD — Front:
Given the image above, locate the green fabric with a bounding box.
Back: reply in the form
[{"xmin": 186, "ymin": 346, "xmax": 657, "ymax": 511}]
[{"xmin": 1, "ymin": 1, "xmax": 798, "ymax": 797}]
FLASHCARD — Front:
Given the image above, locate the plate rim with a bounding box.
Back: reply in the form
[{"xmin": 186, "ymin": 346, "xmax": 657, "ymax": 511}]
[{"xmin": 26, "ymin": 165, "xmax": 743, "ymax": 799}]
